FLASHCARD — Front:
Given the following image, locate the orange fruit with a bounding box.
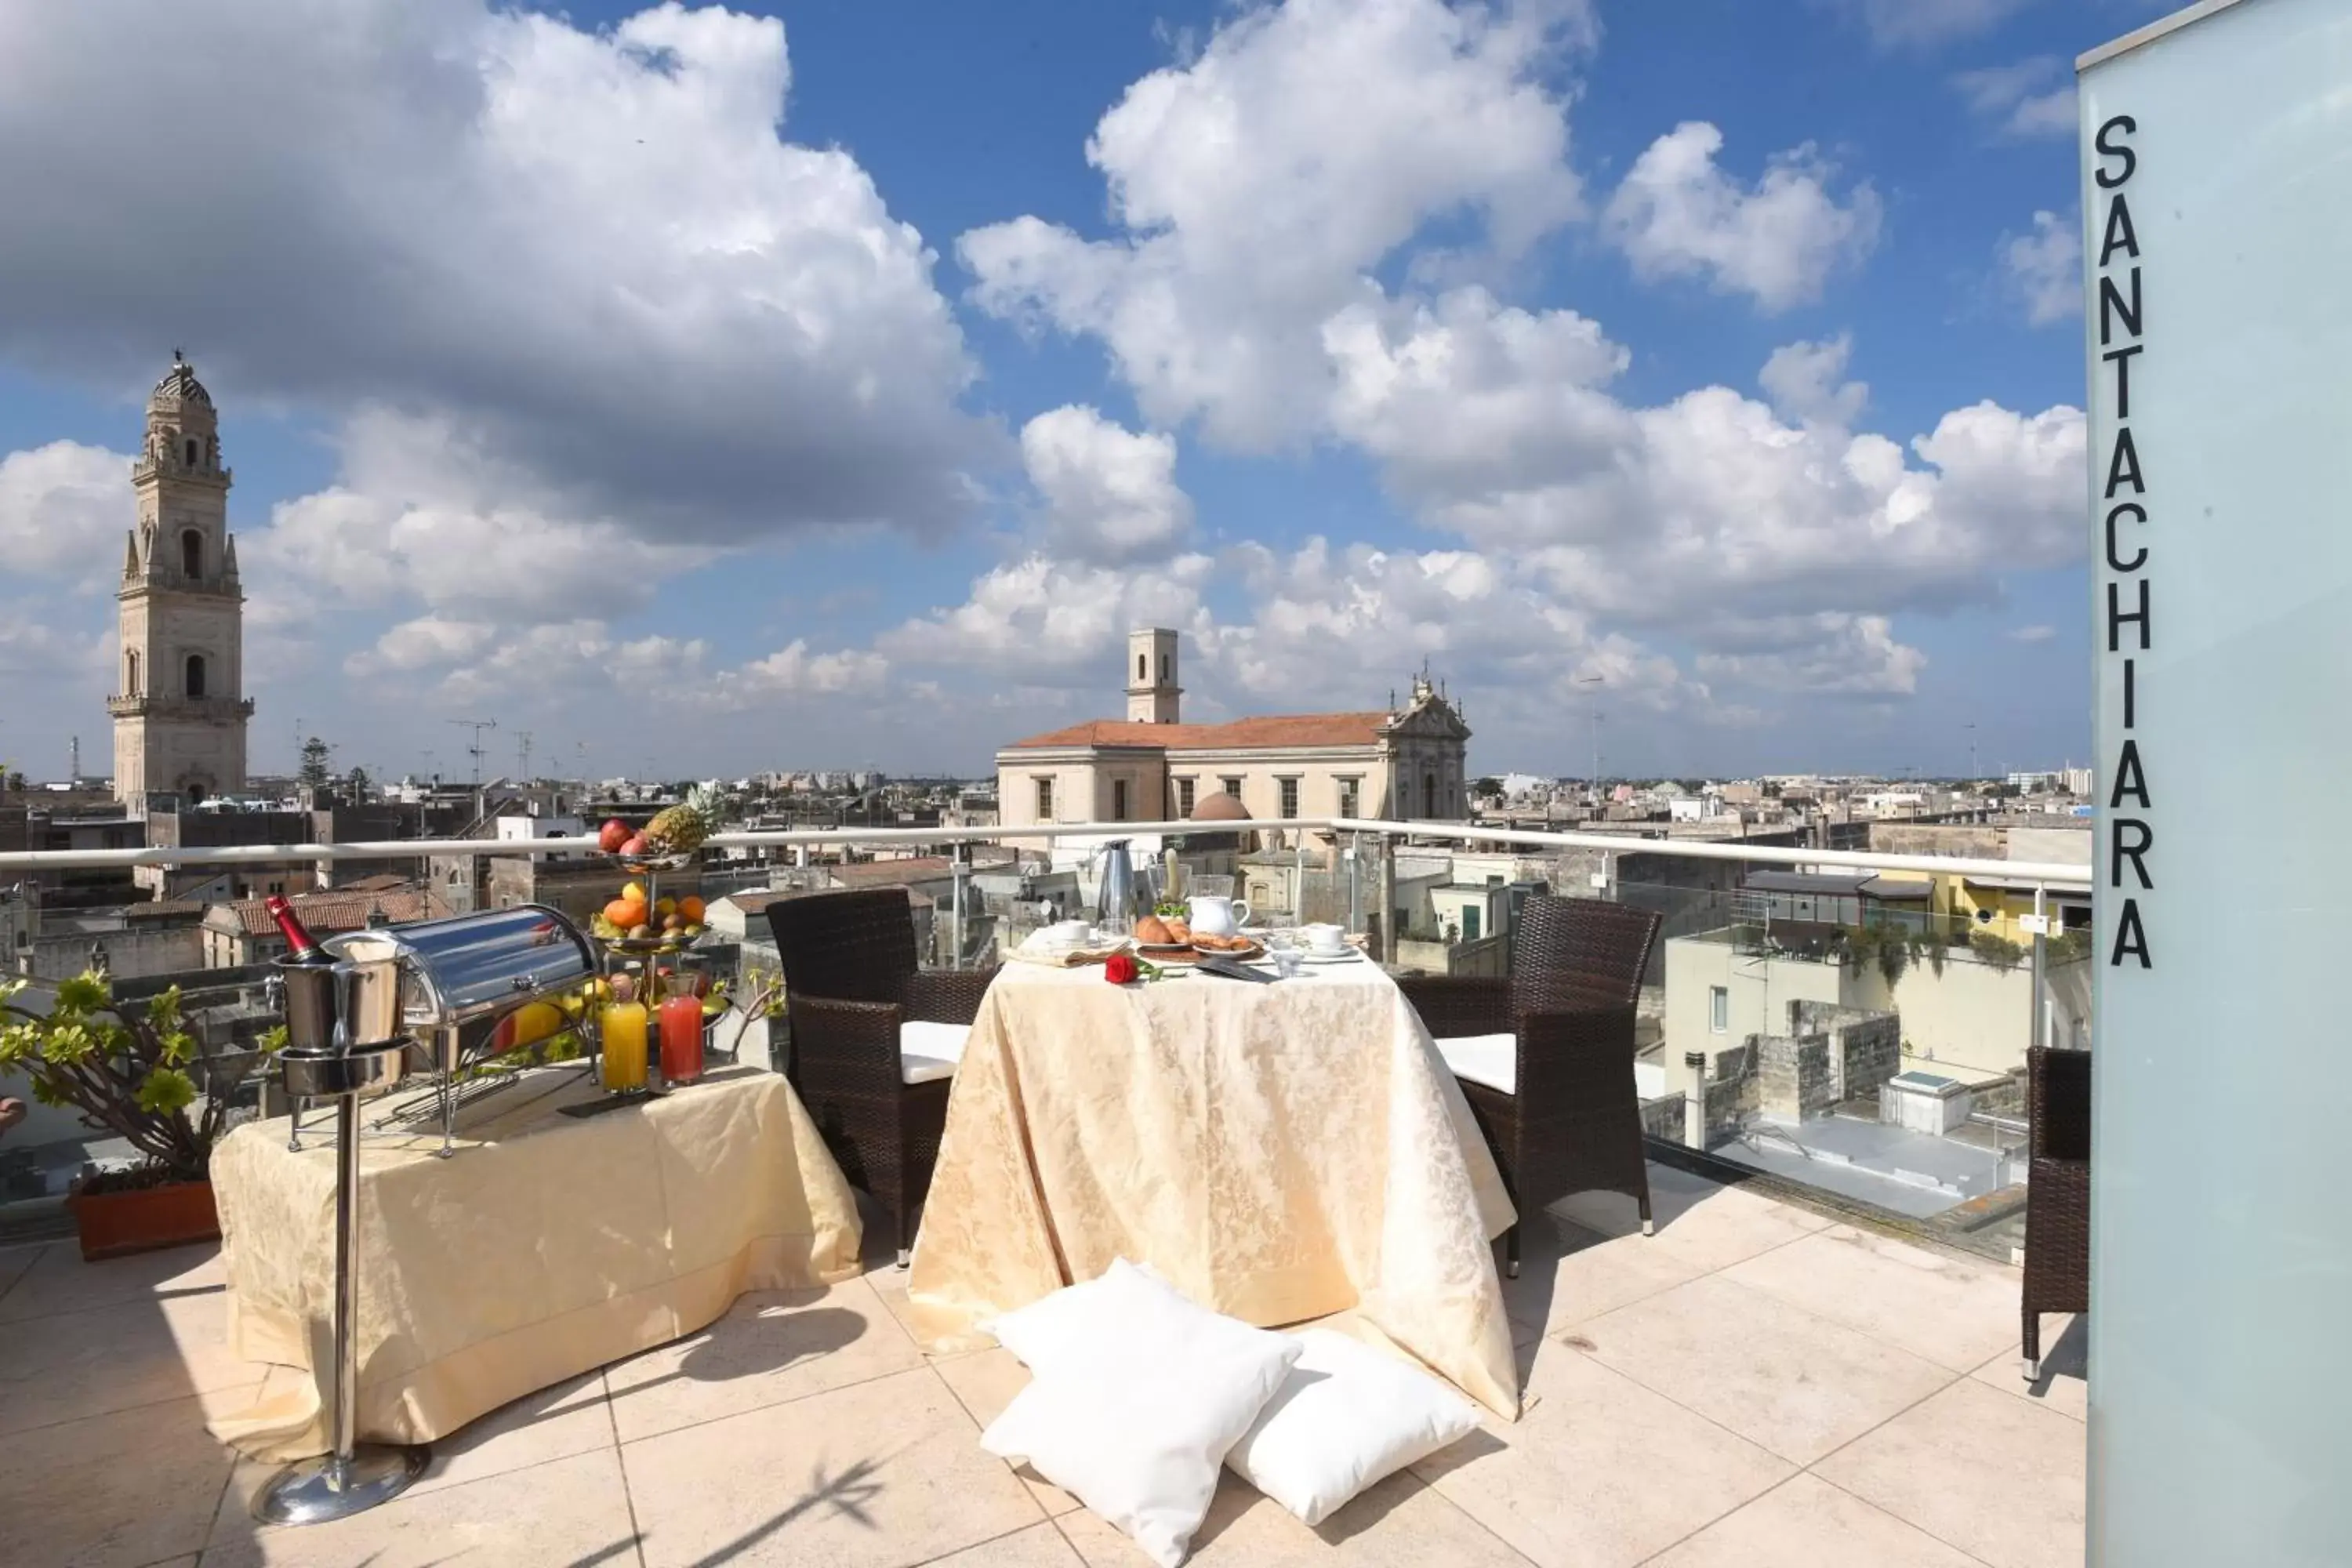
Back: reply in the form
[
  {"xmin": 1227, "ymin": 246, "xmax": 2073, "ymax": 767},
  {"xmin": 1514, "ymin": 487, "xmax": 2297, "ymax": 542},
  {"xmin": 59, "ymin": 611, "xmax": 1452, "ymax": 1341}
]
[
  {"xmin": 603, "ymin": 898, "xmax": 635, "ymax": 927},
  {"xmin": 678, "ymin": 895, "xmax": 705, "ymax": 924}
]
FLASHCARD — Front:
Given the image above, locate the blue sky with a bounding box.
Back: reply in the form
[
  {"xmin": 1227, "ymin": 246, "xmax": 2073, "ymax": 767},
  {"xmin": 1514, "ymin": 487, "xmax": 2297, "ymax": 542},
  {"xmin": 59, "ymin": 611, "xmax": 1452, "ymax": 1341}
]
[{"xmin": 0, "ymin": 0, "xmax": 2163, "ymax": 784}]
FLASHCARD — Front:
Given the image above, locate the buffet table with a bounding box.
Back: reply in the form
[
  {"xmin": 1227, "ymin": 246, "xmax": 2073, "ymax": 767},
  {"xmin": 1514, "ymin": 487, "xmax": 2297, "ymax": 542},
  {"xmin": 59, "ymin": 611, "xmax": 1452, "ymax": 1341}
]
[
  {"xmin": 906, "ymin": 956, "xmax": 1523, "ymax": 1419},
  {"xmin": 209, "ymin": 1063, "xmax": 862, "ymax": 1461}
]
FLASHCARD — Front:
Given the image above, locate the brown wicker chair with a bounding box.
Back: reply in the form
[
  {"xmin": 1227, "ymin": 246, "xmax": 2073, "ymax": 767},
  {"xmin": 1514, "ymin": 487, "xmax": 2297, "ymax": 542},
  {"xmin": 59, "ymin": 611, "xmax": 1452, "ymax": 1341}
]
[
  {"xmin": 765, "ymin": 889, "xmax": 996, "ymax": 1265},
  {"xmin": 2021, "ymin": 1044, "xmax": 2090, "ymax": 1379},
  {"xmin": 1398, "ymin": 896, "xmax": 1663, "ymax": 1276}
]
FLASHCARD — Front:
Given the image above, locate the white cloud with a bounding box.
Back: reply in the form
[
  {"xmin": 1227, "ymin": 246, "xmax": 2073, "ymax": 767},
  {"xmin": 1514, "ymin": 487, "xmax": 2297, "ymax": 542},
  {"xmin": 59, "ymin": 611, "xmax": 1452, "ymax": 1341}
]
[
  {"xmin": 1696, "ymin": 614, "xmax": 1925, "ymax": 695},
  {"xmin": 960, "ymin": 0, "xmax": 1590, "ymax": 448},
  {"xmin": 1019, "ymin": 406, "xmax": 1193, "ymax": 564},
  {"xmin": 1830, "ymin": 0, "xmax": 2032, "ymax": 49},
  {"xmin": 1759, "ymin": 334, "xmax": 1868, "ymax": 427},
  {"xmin": 0, "ymin": 440, "xmax": 131, "ymax": 579},
  {"xmin": 247, "ymin": 408, "xmax": 721, "ymax": 633},
  {"xmin": 0, "ymin": 1, "xmax": 991, "ymax": 549},
  {"xmin": 1325, "ymin": 285, "xmax": 2085, "ymax": 633},
  {"xmin": 1602, "ymin": 122, "xmax": 1882, "ymax": 312},
  {"xmin": 1998, "ymin": 210, "xmax": 2082, "ymax": 325},
  {"xmin": 879, "ymin": 554, "xmax": 1219, "ymax": 688},
  {"xmin": 1954, "ymin": 57, "xmax": 2077, "ymax": 140},
  {"xmin": 2009, "ymin": 623, "xmax": 2056, "ymax": 642}
]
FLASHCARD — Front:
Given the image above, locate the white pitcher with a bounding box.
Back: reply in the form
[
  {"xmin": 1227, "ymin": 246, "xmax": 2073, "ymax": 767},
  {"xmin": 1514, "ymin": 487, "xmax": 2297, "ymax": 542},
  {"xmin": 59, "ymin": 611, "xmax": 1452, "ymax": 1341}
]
[{"xmin": 1185, "ymin": 894, "xmax": 1250, "ymax": 936}]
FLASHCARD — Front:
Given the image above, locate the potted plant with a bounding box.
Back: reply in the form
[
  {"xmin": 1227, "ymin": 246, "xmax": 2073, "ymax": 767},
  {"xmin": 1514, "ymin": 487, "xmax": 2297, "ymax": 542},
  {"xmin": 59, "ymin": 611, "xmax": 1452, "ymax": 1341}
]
[{"xmin": 0, "ymin": 970, "xmax": 259, "ymax": 1260}]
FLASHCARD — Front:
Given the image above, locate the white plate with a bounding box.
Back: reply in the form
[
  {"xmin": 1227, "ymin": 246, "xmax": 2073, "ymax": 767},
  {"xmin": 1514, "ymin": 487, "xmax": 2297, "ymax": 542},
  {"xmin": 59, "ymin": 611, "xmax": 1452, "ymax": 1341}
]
[{"xmin": 1298, "ymin": 949, "xmax": 1363, "ymax": 964}]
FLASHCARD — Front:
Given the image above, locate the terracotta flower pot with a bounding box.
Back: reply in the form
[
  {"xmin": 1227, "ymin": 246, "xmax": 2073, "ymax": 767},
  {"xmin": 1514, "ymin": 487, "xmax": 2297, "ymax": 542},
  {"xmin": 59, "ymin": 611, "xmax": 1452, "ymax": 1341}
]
[{"xmin": 68, "ymin": 1179, "xmax": 220, "ymax": 1262}]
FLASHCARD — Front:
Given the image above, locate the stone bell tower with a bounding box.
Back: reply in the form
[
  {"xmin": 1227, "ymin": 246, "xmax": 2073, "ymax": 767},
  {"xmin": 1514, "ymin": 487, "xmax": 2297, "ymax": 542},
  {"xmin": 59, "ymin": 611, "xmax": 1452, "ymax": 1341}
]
[{"xmin": 110, "ymin": 353, "xmax": 252, "ymax": 808}]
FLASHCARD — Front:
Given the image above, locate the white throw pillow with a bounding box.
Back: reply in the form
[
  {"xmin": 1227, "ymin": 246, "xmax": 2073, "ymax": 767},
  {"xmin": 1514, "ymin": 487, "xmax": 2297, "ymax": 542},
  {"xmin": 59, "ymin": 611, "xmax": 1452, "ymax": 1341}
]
[
  {"xmin": 979, "ymin": 1261, "xmax": 1301, "ymax": 1568},
  {"xmin": 1224, "ymin": 1328, "xmax": 1482, "ymax": 1526}
]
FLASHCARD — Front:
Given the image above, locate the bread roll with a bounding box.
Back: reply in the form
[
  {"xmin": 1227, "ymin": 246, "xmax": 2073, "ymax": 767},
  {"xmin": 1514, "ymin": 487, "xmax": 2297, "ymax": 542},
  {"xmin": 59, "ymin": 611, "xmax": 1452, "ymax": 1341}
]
[{"xmin": 1135, "ymin": 915, "xmax": 1173, "ymax": 945}]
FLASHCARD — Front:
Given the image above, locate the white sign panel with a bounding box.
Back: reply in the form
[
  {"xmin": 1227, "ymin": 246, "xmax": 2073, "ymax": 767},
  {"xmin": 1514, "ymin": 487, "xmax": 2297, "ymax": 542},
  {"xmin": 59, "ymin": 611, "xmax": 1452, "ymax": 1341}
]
[{"xmin": 2079, "ymin": 1, "xmax": 2352, "ymax": 1563}]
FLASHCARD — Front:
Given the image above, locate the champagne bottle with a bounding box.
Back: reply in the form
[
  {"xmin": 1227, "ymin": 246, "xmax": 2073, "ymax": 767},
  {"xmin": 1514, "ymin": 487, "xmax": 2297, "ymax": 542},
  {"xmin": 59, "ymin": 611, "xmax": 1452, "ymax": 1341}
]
[{"xmin": 267, "ymin": 895, "xmax": 335, "ymax": 965}]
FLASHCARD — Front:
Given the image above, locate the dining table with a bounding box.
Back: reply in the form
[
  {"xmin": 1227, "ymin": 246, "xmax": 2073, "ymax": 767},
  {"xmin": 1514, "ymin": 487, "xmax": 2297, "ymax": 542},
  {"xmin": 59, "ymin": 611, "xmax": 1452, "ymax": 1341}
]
[
  {"xmin": 208, "ymin": 1062, "xmax": 864, "ymax": 1461},
  {"xmin": 905, "ymin": 947, "xmax": 1523, "ymax": 1419}
]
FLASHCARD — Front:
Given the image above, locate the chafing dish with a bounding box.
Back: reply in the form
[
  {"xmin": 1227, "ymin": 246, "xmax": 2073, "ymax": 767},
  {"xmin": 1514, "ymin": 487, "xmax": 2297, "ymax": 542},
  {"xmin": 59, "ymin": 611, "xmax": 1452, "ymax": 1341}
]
[{"xmin": 328, "ymin": 904, "xmax": 597, "ymax": 1080}]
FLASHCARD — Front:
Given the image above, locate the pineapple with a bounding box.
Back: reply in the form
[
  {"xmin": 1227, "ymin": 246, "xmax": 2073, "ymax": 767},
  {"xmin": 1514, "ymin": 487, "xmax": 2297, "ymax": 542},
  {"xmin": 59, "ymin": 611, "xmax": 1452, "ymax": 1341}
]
[{"xmin": 643, "ymin": 782, "xmax": 722, "ymax": 857}]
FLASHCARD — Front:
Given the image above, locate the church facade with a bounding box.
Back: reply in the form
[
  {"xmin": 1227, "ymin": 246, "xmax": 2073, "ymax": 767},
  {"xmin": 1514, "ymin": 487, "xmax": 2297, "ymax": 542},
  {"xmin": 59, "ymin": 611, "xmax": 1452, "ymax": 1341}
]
[
  {"xmin": 108, "ymin": 354, "xmax": 252, "ymax": 808},
  {"xmin": 996, "ymin": 629, "xmax": 1472, "ymax": 837}
]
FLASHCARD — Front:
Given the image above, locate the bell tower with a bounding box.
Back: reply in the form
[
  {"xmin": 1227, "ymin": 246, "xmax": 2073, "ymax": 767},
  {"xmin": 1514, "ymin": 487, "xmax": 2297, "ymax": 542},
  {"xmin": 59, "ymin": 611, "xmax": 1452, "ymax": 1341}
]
[
  {"xmin": 110, "ymin": 353, "xmax": 252, "ymax": 808},
  {"xmin": 1126, "ymin": 627, "xmax": 1181, "ymax": 724}
]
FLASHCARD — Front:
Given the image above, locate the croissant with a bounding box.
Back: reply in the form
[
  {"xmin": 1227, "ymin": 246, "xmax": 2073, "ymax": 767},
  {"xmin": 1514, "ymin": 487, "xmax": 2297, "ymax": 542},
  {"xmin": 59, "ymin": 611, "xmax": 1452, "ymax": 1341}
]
[{"xmin": 1134, "ymin": 915, "xmax": 1174, "ymax": 945}]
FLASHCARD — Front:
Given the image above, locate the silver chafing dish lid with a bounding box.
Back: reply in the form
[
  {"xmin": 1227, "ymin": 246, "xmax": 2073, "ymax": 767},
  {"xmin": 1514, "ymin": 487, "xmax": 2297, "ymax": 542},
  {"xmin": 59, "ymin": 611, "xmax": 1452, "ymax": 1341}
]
[{"xmin": 326, "ymin": 904, "xmax": 594, "ymax": 1030}]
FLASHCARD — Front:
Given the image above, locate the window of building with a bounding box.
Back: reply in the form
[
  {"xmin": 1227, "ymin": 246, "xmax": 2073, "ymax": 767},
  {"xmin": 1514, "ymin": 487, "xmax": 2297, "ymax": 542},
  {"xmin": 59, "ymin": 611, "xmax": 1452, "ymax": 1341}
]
[
  {"xmin": 1278, "ymin": 777, "xmax": 1300, "ymax": 819},
  {"xmin": 1221, "ymin": 775, "xmax": 1243, "ymax": 800},
  {"xmin": 1159, "ymin": 654, "xmax": 1171, "ymax": 682},
  {"xmin": 125, "ymin": 650, "xmax": 140, "ymax": 696},
  {"xmin": 1112, "ymin": 779, "xmax": 1129, "ymax": 820},
  {"xmin": 184, "ymin": 653, "xmax": 206, "ymax": 698},
  {"xmin": 1462, "ymin": 906, "xmax": 1481, "ymax": 942},
  {"xmin": 1709, "ymin": 985, "xmax": 1729, "ymax": 1033},
  {"xmin": 1035, "ymin": 776, "xmax": 1054, "ymax": 821},
  {"xmin": 184, "ymin": 438, "xmax": 198, "ymax": 466},
  {"xmin": 1176, "ymin": 777, "xmax": 1196, "ymax": 816},
  {"xmin": 1138, "ymin": 653, "xmax": 1149, "ymax": 681},
  {"xmin": 181, "ymin": 529, "xmax": 201, "ymax": 578},
  {"xmin": 1337, "ymin": 776, "xmax": 1359, "ymax": 818},
  {"xmin": 1423, "ymin": 773, "xmax": 1437, "ymax": 817}
]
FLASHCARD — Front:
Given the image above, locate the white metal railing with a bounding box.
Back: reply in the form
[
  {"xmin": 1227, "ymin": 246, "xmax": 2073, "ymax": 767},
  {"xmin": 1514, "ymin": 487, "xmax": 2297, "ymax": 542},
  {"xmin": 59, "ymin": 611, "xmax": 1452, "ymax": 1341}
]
[{"xmin": 0, "ymin": 813, "xmax": 2093, "ymax": 890}]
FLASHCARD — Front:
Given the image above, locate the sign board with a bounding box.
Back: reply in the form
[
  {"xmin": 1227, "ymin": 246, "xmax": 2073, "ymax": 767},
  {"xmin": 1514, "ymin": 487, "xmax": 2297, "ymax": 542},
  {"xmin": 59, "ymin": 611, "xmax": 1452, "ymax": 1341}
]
[
  {"xmin": 2016, "ymin": 913, "xmax": 2050, "ymax": 938},
  {"xmin": 2079, "ymin": 0, "xmax": 2352, "ymax": 1561}
]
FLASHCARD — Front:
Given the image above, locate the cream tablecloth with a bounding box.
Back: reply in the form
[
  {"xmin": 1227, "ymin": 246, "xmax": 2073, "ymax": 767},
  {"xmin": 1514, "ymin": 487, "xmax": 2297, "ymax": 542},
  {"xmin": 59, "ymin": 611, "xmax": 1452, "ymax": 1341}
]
[
  {"xmin": 906, "ymin": 957, "xmax": 1522, "ymax": 1418},
  {"xmin": 209, "ymin": 1063, "xmax": 862, "ymax": 1460}
]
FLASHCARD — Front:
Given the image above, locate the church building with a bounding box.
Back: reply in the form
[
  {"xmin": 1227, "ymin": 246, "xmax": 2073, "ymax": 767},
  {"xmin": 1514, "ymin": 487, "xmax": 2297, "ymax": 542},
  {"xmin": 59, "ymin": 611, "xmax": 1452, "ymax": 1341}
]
[
  {"xmin": 109, "ymin": 354, "xmax": 253, "ymax": 808},
  {"xmin": 996, "ymin": 630, "xmax": 1472, "ymax": 836}
]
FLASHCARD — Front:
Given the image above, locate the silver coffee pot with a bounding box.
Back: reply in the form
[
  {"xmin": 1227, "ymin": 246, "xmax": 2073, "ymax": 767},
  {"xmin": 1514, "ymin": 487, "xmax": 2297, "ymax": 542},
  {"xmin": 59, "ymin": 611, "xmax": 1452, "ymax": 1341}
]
[{"xmin": 1094, "ymin": 838, "xmax": 1138, "ymax": 931}]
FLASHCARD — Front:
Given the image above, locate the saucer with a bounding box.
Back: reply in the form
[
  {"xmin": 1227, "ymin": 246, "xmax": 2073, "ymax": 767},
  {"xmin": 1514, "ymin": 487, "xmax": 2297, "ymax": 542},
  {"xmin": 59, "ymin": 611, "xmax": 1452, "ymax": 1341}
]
[{"xmin": 1299, "ymin": 948, "xmax": 1361, "ymax": 964}]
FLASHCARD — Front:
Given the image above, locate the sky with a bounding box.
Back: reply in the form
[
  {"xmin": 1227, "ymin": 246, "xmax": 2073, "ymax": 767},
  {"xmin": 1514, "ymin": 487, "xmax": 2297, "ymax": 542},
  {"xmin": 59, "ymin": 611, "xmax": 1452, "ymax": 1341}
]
[{"xmin": 0, "ymin": 0, "xmax": 2165, "ymax": 786}]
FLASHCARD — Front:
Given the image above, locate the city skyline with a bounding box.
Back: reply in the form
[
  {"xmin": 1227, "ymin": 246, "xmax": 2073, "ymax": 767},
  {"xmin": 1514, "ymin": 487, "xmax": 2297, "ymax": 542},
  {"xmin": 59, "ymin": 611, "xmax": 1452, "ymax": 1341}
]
[{"xmin": 0, "ymin": 0, "xmax": 2151, "ymax": 782}]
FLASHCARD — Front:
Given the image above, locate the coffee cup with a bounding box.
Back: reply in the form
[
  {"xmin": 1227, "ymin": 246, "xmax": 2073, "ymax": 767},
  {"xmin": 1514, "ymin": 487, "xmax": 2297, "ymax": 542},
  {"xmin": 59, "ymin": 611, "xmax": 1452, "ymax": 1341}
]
[
  {"xmin": 1044, "ymin": 920, "xmax": 1091, "ymax": 946},
  {"xmin": 1302, "ymin": 923, "xmax": 1346, "ymax": 955}
]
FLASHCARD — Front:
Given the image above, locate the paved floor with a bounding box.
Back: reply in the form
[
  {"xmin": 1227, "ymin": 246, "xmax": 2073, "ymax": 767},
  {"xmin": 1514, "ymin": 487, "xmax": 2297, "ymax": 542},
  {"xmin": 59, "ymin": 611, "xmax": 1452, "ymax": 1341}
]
[{"xmin": 0, "ymin": 1163, "xmax": 2087, "ymax": 1567}]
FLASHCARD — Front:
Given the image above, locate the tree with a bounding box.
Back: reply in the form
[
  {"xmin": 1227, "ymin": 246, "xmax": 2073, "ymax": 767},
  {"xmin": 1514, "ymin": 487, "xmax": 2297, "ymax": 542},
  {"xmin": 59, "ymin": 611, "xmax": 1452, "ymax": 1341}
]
[
  {"xmin": 298, "ymin": 736, "xmax": 331, "ymax": 792},
  {"xmin": 1472, "ymin": 776, "xmax": 1503, "ymax": 798},
  {"xmin": 344, "ymin": 766, "xmax": 372, "ymax": 802}
]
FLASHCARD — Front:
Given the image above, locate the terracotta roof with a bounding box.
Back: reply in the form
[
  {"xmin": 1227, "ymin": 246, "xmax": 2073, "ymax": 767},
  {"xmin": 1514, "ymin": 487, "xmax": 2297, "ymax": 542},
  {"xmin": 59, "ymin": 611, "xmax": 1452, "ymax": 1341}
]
[
  {"xmin": 341, "ymin": 873, "xmax": 412, "ymax": 892},
  {"xmin": 214, "ymin": 887, "xmax": 445, "ymax": 937},
  {"xmin": 1004, "ymin": 713, "xmax": 1391, "ymax": 752},
  {"xmin": 124, "ymin": 900, "xmax": 207, "ymax": 921},
  {"xmin": 827, "ymin": 857, "xmax": 955, "ymax": 887}
]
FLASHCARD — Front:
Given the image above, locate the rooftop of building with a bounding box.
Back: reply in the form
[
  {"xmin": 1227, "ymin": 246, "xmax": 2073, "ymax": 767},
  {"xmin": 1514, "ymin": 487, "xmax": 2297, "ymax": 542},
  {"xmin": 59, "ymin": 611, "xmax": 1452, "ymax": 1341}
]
[{"xmin": 207, "ymin": 886, "xmax": 445, "ymax": 936}]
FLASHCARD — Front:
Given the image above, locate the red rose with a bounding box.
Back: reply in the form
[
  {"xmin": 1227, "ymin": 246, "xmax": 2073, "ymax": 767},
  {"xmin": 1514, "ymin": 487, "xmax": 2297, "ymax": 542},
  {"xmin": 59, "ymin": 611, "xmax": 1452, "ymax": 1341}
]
[{"xmin": 1104, "ymin": 953, "xmax": 1139, "ymax": 984}]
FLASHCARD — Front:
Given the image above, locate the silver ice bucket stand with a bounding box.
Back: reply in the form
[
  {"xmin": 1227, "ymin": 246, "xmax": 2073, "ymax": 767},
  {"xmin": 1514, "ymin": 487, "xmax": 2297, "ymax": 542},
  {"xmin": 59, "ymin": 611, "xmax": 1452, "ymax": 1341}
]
[{"xmin": 253, "ymin": 958, "xmax": 429, "ymax": 1524}]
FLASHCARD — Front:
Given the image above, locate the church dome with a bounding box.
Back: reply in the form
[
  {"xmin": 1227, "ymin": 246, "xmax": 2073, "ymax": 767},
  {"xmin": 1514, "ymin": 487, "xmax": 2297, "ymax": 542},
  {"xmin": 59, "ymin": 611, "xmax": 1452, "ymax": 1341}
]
[
  {"xmin": 1190, "ymin": 790, "xmax": 1252, "ymax": 822},
  {"xmin": 150, "ymin": 355, "xmax": 212, "ymax": 409}
]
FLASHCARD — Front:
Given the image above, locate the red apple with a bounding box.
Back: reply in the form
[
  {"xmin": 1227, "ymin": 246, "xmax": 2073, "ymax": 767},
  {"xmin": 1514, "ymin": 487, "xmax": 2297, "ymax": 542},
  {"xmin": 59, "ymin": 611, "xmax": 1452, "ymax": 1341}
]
[
  {"xmin": 620, "ymin": 833, "xmax": 650, "ymax": 858},
  {"xmin": 597, "ymin": 818, "xmax": 631, "ymax": 854}
]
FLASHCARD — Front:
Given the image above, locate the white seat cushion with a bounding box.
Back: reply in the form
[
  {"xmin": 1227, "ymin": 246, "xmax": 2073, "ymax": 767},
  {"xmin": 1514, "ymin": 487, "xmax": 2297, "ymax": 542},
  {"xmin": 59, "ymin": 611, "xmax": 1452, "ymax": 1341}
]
[
  {"xmin": 899, "ymin": 1019, "xmax": 969, "ymax": 1086},
  {"xmin": 980, "ymin": 1260, "xmax": 1302, "ymax": 1568},
  {"xmin": 1436, "ymin": 1033, "xmax": 1516, "ymax": 1096},
  {"xmin": 1225, "ymin": 1327, "xmax": 1482, "ymax": 1526}
]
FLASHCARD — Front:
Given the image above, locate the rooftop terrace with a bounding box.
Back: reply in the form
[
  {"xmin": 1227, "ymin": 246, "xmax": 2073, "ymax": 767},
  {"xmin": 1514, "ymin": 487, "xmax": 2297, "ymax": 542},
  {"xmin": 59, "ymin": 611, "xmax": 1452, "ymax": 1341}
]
[{"xmin": 2, "ymin": 1162, "xmax": 2084, "ymax": 1568}]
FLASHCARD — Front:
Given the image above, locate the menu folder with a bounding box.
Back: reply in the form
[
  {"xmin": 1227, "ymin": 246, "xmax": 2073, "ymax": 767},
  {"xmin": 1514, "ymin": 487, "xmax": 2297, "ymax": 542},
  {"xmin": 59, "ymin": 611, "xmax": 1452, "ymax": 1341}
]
[{"xmin": 1194, "ymin": 954, "xmax": 1277, "ymax": 984}]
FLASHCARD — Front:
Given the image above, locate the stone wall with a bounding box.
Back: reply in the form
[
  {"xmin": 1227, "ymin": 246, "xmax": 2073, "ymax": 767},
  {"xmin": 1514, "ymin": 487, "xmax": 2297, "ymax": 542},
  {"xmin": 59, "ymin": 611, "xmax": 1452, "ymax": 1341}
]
[
  {"xmin": 1789, "ymin": 1000, "xmax": 1903, "ymax": 1102},
  {"xmin": 1754, "ymin": 1033, "xmax": 1836, "ymax": 1120}
]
